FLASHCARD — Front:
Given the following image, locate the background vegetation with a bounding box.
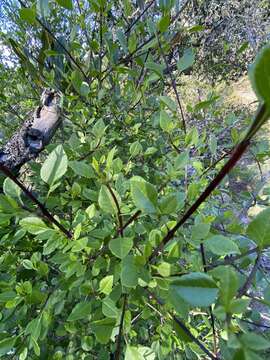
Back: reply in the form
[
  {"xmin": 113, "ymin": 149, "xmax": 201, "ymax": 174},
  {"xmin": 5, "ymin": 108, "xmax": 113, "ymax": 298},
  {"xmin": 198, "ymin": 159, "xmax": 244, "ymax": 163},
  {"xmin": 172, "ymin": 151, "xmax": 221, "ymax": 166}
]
[{"xmin": 0, "ymin": 0, "xmax": 270, "ymax": 359}]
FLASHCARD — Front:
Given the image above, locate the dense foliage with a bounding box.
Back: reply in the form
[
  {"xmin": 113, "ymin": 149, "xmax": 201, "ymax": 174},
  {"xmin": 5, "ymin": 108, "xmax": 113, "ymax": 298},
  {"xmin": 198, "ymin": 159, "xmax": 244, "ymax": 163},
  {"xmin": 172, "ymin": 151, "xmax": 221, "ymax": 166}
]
[{"xmin": 0, "ymin": 1, "xmax": 270, "ymax": 359}]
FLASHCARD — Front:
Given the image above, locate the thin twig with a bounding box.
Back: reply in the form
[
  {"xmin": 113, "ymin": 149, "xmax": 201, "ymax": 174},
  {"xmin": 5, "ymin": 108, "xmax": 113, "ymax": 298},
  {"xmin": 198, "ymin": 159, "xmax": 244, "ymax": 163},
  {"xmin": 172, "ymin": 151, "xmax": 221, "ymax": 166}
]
[
  {"xmin": 78, "ymin": 138, "xmax": 102, "ymax": 161},
  {"xmin": 234, "ymin": 317, "xmax": 270, "ymax": 329},
  {"xmin": 206, "ymin": 247, "xmax": 259, "ymax": 270},
  {"xmin": 101, "ymin": 0, "xmax": 191, "ymax": 82},
  {"xmin": 118, "ymin": 210, "xmax": 141, "ymax": 234},
  {"xmin": 18, "ymin": 0, "xmax": 89, "ymax": 83},
  {"xmin": 156, "ymin": 33, "xmax": 186, "ymax": 133},
  {"xmin": 75, "ymin": 0, "xmax": 91, "ymax": 46},
  {"xmin": 149, "ymin": 104, "xmax": 268, "ymax": 262},
  {"xmin": 146, "ymin": 289, "xmax": 218, "ymax": 360},
  {"xmin": 99, "ymin": 9, "xmax": 103, "ymax": 89},
  {"xmin": 249, "ymin": 148, "xmax": 263, "ymax": 181},
  {"xmin": 200, "ymin": 150, "xmax": 231, "ymax": 178},
  {"xmin": 125, "ymin": 0, "xmax": 155, "ymax": 34},
  {"xmin": 237, "ymin": 252, "xmax": 261, "ymax": 298},
  {"xmin": 0, "ymin": 164, "xmax": 72, "ymax": 238},
  {"xmin": 199, "ymin": 243, "xmax": 218, "ymax": 356},
  {"xmin": 106, "ymin": 184, "xmax": 123, "ymax": 236},
  {"xmin": 149, "ymin": 139, "xmax": 250, "ymax": 261},
  {"xmin": 114, "ymin": 294, "xmax": 128, "ymax": 360}
]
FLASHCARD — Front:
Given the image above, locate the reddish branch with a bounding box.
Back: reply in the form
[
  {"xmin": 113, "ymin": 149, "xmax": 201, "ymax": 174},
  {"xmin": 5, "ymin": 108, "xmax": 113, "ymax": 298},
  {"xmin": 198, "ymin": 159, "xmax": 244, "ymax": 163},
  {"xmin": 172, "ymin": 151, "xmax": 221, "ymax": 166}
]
[{"xmin": 149, "ymin": 104, "xmax": 269, "ymax": 261}]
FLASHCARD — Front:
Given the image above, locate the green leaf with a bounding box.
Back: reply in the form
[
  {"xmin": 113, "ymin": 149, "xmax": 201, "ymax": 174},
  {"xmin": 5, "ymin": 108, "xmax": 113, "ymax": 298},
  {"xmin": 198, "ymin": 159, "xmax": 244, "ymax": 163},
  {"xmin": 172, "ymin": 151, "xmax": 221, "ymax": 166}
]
[
  {"xmin": 80, "ymin": 81, "xmax": 90, "ymax": 97},
  {"xmin": 173, "ymin": 321, "xmax": 193, "ymax": 343},
  {"xmin": 109, "ymin": 237, "xmax": 133, "ymax": 259},
  {"xmin": 121, "ymin": 255, "xmax": 138, "ymax": 288},
  {"xmin": 72, "ymin": 237, "xmax": 89, "ymax": 252},
  {"xmin": 169, "ymin": 272, "xmax": 218, "ymax": 307},
  {"xmin": 177, "ymin": 48, "xmax": 195, "ymax": 72},
  {"xmin": 246, "ymin": 208, "xmax": 270, "ymax": 248},
  {"xmin": 25, "ymin": 318, "xmax": 41, "ymax": 340},
  {"xmin": 158, "ymin": 14, "xmax": 170, "ymax": 33},
  {"xmin": 145, "ymin": 61, "xmax": 165, "ymax": 77},
  {"xmin": 129, "ymin": 141, "xmax": 143, "ymax": 157},
  {"xmin": 69, "ymin": 161, "xmax": 95, "ymax": 178},
  {"xmin": 90, "ymin": 318, "xmax": 116, "ymax": 344},
  {"xmin": 92, "ymin": 119, "xmax": 106, "ymax": 138},
  {"xmin": 22, "ymin": 259, "xmax": 35, "ymax": 270},
  {"xmin": 116, "ymin": 29, "xmax": 128, "ymax": 53},
  {"xmin": 99, "ymin": 275, "xmax": 114, "ymax": 295},
  {"xmin": 19, "ymin": 8, "xmax": 36, "ymax": 25},
  {"xmin": 67, "ymin": 301, "xmax": 92, "ymax": 321},
  {"xmin": 3, "ymin": 177, "xmax": 22, "ymax": 202},
  {"xmin": 0, "ymin": 336, "xmax": 16, "ymax": 356},
  {"xmin": 191, "ymin": 223, "xmax": 210, "ymax": 241},
  {"xmin": 204, "ymin": 235, "xmax": 240, "ymax": 256},
  {"xmin": 158, "ymin": 193, "xmax": 184, "ymax": 214},
  {"xmin": 98, "ymin": 185, "xmax": 121, "ymax": 214},
  {"xmin": 37, "ymin": 0, "xmax": 50, "ymax": 18},
  {"xmin": 30, "ymin": 336, "xmax": 40, "ymax": 356},
  {"xmin": 106, "ymin": 147, "xmax": 117, "ymax": 169},
  {"xmin": 41, "ymin": 145, "xmax": 68, "ymax": 186},
  {"xmin": 249, "ymin": 45, "xmax": 270, "ymax": 107},
  {"xmin": 212, "ymin": 266, "xmax": 238, "ymax": 309},
  {"xmin": 241, "ymin": 333, "xmax": 270, "ymax": 350},
  {"xmin": 125, "ymin": 345, "xmax": 156, "ymax": 360},
  {"xmin": 56, "ymin": 0, "xmax": 73, "ymax": 10},
  {"xmin": 102, "ymin": 298, "xmax": 119, "ymax": 318},
  {"xmin": 71, "ymin": 70, "xmax": 82, "ymax": 93},
  {"xmin": 160, "ymin": 95, "xmax": 177, "ymax": 112},
  {"xmin": 160, "ymin": 110, "xmax": 175, "ymax": 133},
  {"xmin": 20, "ymin": 217, "xmax": 48, "ymax": 235},
  {"xmin": 0, "ymin": 291, "xmax": 16, "ymax": 303},
  {"xmin": 174, "ymin": 151, "xmax": 189, "ymax": 169},
  {"xmin": 130, "ymin": 176, "xmax": 158, "ymax": 214},
  {"xmin": 19, "ymin": 347, "xmax": 28, "ymax": 360},
  {"xmin": 157, "ymin": 262, "xmax": 171, "ymax": 277},
  {"xmin": 230, "ymin": 298, "xmax": 250, "ymax": 314},
  {"xmin": 185, "ymin": 127, "xmax": 199, "ymax": 146},
  {"xmin": 128, "ymin": 32, "xmax": 137, "ymax": 53}
]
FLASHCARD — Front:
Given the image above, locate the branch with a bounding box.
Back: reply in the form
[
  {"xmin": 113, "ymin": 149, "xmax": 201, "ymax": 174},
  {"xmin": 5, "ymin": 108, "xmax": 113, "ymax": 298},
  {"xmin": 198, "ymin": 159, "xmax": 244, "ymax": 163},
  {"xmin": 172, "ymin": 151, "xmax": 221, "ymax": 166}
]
[
  {"xmin": 146, "ymin": 289, "xmax": 218, "ymax": 360},
  {"xmin": 0, "ymin": 90, "xmax": 62, "ymax": 171},
  {"xmin": 237, "ymin": 252, "xmax": 261, "ymax": 298},
  {"xmin": 106, "ymin": 184, "xmax": 123, "ymax": 236},
  {"xmin": 149, "ymin": 104, "xmax": 269, "ymax": 261},
  {"xmin": 125, "ymin": 0, "xmax": 155, "ymax": 34},
  {"xmin": 114, "ymin": 294, "xmax": 128, "ymax": 360},
  {"xmin": 0, "ymin": 163, "xmax": 72, "ymax": 239},
  {"xmin": 156, "ymin": 33, "xmax": 186, "ymax": 133},
  {"xmin": 18, "ymin": 0, "xmax": 89, "ymax": 84},
  {"xmin": 200, "ymin": 243, "xmax": 218, "ymax": 356},
  {"xmin": 206, "ymin": 247, "xmax": 259, "ymax": 270},
  {"xmin": 101, "ymin": 0, "xmax": 191, "ymax": 82},
  {"xmin": 234, "ymin": 317, "xmax": 270, "ymax": 329},
  {"xmin": 118, "ymin": 210, "xmax": 141, "ymax": 234}
]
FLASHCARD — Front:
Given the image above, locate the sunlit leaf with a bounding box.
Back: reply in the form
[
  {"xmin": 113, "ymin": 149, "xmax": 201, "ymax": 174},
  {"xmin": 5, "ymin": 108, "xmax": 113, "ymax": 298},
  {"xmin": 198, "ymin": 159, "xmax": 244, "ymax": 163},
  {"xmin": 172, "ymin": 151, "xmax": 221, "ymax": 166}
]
[{"xmin": 41, "ymin": 145, "xmax": 68, "ymax": 186}]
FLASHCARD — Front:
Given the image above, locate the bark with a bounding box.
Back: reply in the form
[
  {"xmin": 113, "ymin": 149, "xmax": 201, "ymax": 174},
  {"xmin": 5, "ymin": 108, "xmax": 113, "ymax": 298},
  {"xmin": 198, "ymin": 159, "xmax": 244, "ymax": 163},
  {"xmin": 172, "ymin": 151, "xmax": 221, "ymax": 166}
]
[{"xmin": 0, "ymin": 89, "xmax": 61, "ymax": 172}]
